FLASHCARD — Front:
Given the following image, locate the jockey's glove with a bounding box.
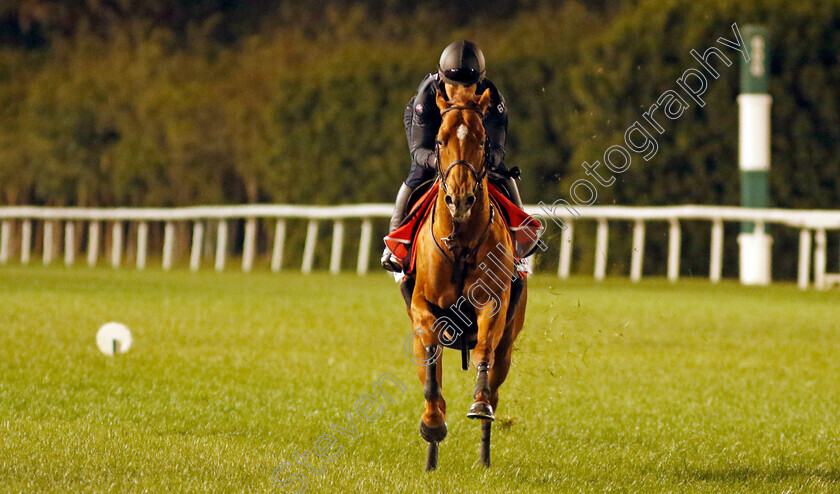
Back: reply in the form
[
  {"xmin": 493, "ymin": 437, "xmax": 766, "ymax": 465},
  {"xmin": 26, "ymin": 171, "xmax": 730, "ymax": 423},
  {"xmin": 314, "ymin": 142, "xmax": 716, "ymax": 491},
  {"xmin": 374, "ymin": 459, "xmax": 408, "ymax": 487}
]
[{"xmin": 424, "ymin": 151, "xmax": 439, "ymax": 170}]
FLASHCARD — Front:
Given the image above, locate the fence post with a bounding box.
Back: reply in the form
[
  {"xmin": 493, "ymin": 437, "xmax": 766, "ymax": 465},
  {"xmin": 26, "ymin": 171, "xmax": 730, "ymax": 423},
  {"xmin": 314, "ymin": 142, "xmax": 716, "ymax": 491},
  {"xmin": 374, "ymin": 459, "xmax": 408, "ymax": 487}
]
[
  {"xmin": 43, "ymin": 220, "xmax": 54, "ymax": 265},
  {"xmin": 558, "ymin": 219, "xmax": 573, "ymax": 279},
  {"xmin": 87, "ymin": 221, "xmax": 99, "ymax": 267},
  {"xmin": 630, "ymin": 219, "xmax": 645, "ymax": 282},
  {"xmin": 64, "ymin": 222, "xmax": 75, "ymax": 266},
  {"xmin": 111, "ymin": 222, "xmax": 123, "ymax": 268},
  {"xmin": 330, "ymin": 220, "xmax": 345, "ymax": 274},
  {"xmin": 190, "ymin": 221, "xmax": 203, "ymax": 272},
  {"xmin": 137, "ymin": 222, "xmax": 149, "ymax": 270},
  {"xmin": 710, "ymin": 219, "xmax": 724, "ymax": 283},
  {"xmin": 21, "ymin": 220, "xmax": 31, "ymax": 265},
  {"xmin": 271, "ymin": 219, "xmax": 286, "ymax": 272},
  {"xmin": 594, "ymin": 218, "xmax": 608, "ymax": 281},
  {"xmin": 0, "ymin": 220, "xmax": 10, "ymax": 264},
  {"xmin": 814, "ymin": 228, "xmax": 827, "ymax": 290},
  {"xmin": 162, "ymin": 221, "xmax": 175, "ymax": 270},
  {"xmin": 357, "ymin": 218, "xmax": 372, "ymax": 275},
  {"xmin": 215, "ymin": 220, "xmax": 228, "ymax": 272},
  {"xmin": 7, "ymin": 206, "xmax": 832, "ymax": 286},
  {"xmin": 302, "ymin": 220, "xmax": 319, "ymax": 274},
  {"xmin": 242, "ymin": 217, "xmax": 257, "ymax": 272},
  {"xmin": 797, "ymin": 228, "xmax": 811, "ymax": 290},
  {"xmin": 668, "ymin": 219, "xmax": 681, "ymax": 283}
]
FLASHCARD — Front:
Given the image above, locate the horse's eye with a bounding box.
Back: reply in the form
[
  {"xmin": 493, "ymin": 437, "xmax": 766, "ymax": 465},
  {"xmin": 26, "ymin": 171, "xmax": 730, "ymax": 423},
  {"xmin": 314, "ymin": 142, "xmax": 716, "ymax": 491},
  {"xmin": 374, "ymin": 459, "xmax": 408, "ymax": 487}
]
[{"xmin": 436, "ymin": 140, "xmax": 444, "ymax": 146}]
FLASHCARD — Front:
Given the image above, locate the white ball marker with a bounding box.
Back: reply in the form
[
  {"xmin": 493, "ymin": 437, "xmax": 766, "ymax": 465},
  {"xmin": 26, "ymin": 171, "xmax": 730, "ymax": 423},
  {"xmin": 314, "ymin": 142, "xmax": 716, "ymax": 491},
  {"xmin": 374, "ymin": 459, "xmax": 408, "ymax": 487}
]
[{"xmin": 96, "ymin": 322, "xmax": 133, "ymax": 356}]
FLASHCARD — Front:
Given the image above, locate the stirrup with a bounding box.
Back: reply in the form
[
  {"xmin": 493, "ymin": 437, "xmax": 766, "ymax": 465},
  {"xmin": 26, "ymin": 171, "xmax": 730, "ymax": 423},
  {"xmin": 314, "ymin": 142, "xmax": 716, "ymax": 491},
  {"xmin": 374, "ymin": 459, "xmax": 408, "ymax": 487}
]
[
  {"xmin": 381, "ymin": 248, "xmax": 403, "ymax": 273},
  {"xmin": 383, "ymin": 249, "xmax": 406, "ymax": 283}
]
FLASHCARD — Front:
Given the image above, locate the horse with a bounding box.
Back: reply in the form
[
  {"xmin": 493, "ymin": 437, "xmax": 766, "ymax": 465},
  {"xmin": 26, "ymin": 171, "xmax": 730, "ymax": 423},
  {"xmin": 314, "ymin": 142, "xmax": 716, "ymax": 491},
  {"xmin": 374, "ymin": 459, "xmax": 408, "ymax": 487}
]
[{"xmin": 404, "ymin": 88, "xmax": 528, "ymax": 470}]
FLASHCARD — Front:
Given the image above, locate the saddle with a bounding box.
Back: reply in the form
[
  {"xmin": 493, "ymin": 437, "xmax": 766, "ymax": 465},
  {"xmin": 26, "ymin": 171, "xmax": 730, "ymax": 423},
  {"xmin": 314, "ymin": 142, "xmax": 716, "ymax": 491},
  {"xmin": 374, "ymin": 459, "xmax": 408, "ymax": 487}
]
[{"xmin": 383, "ymin": 182, "xmax": 543, "ymax": 276}]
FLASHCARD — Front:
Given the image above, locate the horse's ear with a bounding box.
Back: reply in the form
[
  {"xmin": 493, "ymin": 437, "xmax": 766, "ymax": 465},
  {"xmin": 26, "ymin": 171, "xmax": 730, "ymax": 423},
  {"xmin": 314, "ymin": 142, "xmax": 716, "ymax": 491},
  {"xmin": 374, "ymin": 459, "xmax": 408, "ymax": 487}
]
[
  {"xmin": 476, "ymin": 88, "xmax": 492, "ymax": 115},
  {"xmin": 435, "ymin": 89, "xmax": 449, "ymax": 112}
]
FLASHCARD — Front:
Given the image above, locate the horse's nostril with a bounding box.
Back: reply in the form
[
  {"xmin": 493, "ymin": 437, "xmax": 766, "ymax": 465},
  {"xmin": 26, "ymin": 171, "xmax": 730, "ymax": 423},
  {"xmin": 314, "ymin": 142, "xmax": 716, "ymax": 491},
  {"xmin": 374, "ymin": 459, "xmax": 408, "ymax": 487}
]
[
  {"xmin": 465, "ymin": 195, "xmax": 475, "ymax": 207},
  {"xmin": 445, "ymin": 195, "xmax": 453, "ymax": 206}
]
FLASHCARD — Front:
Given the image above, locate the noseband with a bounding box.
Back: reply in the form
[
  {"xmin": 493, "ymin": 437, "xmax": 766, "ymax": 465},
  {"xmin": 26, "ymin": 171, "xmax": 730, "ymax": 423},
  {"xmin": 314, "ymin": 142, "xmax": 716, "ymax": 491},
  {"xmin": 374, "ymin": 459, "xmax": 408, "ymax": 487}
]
[{"xmin": 436, "ymin": 106, "xmax": 486, "ymax": 194}]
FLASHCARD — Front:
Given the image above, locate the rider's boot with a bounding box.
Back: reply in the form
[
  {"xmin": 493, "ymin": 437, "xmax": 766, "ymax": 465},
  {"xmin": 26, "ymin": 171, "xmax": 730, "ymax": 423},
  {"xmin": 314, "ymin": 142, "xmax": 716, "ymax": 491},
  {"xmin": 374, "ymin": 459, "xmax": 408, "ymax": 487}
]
[
  {"xmin": 381, "ymin": 183, "xmax": 415, "ymax": 272},
  {"xmin": 494, "ymin": 175, "xmax": 534, "ymax": 274}
]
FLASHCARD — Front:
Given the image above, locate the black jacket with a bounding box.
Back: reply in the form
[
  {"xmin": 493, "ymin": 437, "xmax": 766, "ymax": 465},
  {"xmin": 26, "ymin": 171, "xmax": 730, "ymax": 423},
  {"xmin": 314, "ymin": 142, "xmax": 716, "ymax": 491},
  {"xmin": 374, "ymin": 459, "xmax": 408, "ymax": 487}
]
[{"xmin": 405, "ymin": 72, "xmax": 508, "ymax": 173}]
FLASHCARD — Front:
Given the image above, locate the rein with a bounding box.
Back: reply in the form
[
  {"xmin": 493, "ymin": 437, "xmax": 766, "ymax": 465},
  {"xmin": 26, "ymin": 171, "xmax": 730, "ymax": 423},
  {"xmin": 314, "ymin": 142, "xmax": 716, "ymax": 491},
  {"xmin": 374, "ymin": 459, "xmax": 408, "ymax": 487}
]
[{"xmin": 429, "ymin": 190, "xmax": 496, "ymax": 286}]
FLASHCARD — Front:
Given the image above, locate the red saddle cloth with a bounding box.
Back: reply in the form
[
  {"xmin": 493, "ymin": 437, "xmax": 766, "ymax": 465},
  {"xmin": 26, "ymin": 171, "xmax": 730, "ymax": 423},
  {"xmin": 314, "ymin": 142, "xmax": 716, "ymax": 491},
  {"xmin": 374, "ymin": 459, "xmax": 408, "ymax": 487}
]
[{"xmin": 383, "ymin": 183, "xmax": 543, "ymax": 275}]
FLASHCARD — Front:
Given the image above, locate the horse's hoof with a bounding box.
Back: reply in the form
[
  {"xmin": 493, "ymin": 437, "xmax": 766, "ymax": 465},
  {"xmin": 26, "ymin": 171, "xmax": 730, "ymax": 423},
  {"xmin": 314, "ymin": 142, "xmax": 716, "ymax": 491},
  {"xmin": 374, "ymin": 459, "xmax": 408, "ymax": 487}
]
[
  {"xmin": 467, "ymin": 401, "xmax": 495, "ymax": 421},
  {"xmin": 419, "ymin": 420, "xmax": 448, "ymax": 443}
]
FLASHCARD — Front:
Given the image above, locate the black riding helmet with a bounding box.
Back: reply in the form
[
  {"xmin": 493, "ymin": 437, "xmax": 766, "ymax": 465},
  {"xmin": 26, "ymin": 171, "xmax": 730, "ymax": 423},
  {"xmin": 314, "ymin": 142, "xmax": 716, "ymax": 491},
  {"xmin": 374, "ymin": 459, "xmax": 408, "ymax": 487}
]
[{"xmin": 437, "ymin": 40, "xmax": 486, "ymax": 86}]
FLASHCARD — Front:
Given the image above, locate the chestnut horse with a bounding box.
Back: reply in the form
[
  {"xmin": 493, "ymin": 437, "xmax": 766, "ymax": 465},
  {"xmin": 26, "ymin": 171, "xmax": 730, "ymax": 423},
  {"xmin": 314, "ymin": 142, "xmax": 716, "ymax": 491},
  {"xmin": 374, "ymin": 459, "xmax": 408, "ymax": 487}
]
[{"xmin": 407, "ymin": 88, "xmax": 527, "ymax": 470}]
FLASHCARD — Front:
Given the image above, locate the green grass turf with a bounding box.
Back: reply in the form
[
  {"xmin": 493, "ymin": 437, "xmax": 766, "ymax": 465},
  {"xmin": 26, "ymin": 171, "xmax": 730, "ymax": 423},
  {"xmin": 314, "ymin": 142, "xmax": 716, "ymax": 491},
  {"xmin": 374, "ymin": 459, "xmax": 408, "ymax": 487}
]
[{"xmin": 1, "ymin": 266, "xmax": 839, "ymax": 493}]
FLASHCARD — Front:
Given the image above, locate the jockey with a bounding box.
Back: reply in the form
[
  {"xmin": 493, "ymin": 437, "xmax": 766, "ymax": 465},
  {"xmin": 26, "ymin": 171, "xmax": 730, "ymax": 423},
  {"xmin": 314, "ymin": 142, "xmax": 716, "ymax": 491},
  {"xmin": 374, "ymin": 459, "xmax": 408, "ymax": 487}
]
[{"xmin": 382, "ymin": 40, "xmax": 524, "ymax": 272}]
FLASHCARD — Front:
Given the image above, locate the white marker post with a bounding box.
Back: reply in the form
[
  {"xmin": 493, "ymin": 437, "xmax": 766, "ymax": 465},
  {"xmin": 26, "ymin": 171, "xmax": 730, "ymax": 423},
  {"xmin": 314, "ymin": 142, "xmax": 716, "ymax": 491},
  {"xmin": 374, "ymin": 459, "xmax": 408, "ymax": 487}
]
[
  {"xmin": 737, "ymin": 25, "xmax": 772, "ymax": 285},
  {"xmin": 96, "ymin": 322, "xmax": 133, "ymax": 356}
]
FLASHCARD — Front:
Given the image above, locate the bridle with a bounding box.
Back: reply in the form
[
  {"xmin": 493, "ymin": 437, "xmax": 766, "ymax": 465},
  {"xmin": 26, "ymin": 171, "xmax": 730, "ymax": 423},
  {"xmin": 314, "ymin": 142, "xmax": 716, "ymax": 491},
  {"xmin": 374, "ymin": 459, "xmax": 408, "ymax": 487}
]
[
  {"xmin": 435, "ymin": 105, "xmax": 487, "ymax": 195},
  {"xmin": 431, "ymin": 104, "xmax": 495, "ymax": 286}
]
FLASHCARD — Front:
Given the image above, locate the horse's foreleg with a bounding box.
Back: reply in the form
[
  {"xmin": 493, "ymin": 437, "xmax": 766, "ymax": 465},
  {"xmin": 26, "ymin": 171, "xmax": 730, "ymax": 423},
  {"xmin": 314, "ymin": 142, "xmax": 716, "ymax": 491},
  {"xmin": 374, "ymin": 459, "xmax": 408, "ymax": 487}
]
[
  {"xmin": 413, "ymin": 340, "xmax": 447, "ymax": 436},
  {"xmin": 467, "ymin": 306, "xmax": 508, "ymax": 422},
  {"xmin": 478, "ymin": 284, "xmax": 527, "ymax": 467},
  {"xmin": 411, "ymin": 299, "xmax": 447, "ymax": 470},
  {"xmin": 470, "ymin": 335, "xmax": 513, "ymax": 468},
  {"xmin": 469, "ymin": 334, "xmax": 503, "ymax": 466},
  {"xmin": 413, "ymin": 341, "xmax": 447, "ymax": 471},
  {"xmin": 471, "ymin": 302, "xmax": 509, "ymax": 371},
  {"xmin": 487, "ymin": 284, "xmax": 526, "ymax": 411}
]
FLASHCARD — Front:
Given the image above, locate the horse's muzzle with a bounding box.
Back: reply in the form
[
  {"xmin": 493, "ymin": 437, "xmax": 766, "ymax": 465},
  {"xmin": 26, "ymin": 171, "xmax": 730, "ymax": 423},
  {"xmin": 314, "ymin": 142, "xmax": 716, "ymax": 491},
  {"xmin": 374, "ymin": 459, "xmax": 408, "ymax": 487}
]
[{"xmin": 445, "ymin": 193, "xmax": 475, "ymax": 222}]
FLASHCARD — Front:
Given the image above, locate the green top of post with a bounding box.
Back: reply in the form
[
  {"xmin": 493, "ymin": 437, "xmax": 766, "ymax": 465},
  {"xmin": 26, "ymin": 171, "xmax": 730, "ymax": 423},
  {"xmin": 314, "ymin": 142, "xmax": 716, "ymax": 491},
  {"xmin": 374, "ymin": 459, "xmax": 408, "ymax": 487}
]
[{"xmin": 741, "ymin": 25, "xmax": 769, "ymax": 94}]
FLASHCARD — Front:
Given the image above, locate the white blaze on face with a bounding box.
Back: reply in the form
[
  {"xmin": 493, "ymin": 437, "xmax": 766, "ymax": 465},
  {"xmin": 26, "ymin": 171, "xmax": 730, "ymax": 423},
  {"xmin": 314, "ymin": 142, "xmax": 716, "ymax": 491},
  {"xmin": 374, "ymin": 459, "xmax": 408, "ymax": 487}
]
[{"xmin": 457, "ymin": 124, "xmax": 468, "ymax": 144}]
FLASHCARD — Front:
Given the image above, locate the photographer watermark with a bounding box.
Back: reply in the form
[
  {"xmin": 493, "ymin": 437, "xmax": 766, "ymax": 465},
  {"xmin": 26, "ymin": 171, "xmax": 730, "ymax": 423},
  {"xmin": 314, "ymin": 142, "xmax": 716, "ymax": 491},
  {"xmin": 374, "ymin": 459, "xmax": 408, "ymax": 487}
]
[
  {"xmin": 270, "ymin": 373, "xmax": 406, "ymax": 492},
  {"xmin": 404, "ymin": 238, "xmax": 531, "ymax": 367},
  {"xmin": 536, "ymin": 22, "xmax": 750, "ymax": 231},
  {"xmin": 402, "ymin": 22, "xmax": 752, "ymax": 366}
]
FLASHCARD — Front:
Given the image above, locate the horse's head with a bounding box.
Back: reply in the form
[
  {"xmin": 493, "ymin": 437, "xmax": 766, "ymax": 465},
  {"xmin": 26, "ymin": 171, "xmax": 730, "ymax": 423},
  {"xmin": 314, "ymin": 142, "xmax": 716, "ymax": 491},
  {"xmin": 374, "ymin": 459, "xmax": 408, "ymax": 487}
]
[{"xmin": 435, "ymin": 88, "xmax": 493, "ymax": 223}]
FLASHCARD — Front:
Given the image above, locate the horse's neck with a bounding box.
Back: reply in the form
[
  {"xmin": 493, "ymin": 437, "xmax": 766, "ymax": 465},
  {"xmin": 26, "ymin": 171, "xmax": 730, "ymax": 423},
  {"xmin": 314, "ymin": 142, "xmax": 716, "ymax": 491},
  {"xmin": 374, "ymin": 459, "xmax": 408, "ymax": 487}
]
[{"xmin": 433, "ymin": 185, "xmax": 491, "ymax": 247}]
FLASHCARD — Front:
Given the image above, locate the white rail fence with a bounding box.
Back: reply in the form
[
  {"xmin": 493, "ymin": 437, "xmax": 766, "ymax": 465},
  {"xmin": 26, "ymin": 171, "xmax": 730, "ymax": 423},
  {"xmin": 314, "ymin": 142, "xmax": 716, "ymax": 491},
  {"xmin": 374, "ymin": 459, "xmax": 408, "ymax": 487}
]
[{"xmin": 1, "ymin": 204, "xmax": 839, "ymax": 289}]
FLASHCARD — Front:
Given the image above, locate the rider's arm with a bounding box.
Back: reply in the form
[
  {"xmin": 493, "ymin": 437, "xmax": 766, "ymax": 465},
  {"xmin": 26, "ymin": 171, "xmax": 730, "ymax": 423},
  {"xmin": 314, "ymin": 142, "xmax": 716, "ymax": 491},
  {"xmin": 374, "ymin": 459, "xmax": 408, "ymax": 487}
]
[
  {"xmin": 406, "ymin": 75, "xmax": 440, "ymax": 171},
  {"xmin": 483, "ymin": 81, "xmax": 508, "ymax": 172}
]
